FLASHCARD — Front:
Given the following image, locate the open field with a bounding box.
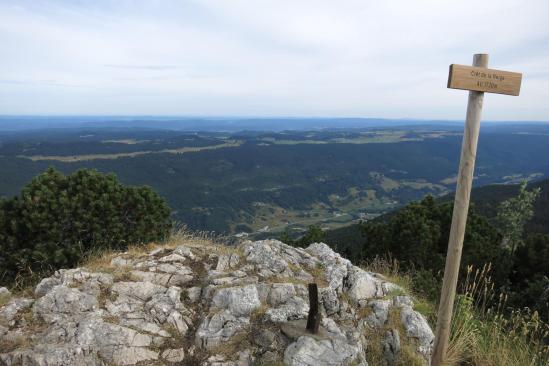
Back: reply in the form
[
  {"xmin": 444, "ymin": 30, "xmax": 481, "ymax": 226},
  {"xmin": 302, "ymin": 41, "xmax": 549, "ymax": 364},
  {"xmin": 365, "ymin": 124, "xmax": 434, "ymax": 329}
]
[{"xmin": 17, "ymin": 140, "xmax": 242, "ymax": 162}]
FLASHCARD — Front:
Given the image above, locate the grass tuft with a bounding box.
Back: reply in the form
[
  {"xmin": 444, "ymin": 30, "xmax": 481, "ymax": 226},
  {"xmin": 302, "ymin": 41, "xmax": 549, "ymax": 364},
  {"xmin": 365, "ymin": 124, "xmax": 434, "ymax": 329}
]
[{"xmin": 447, "ymin": 264, "xmax": 549, "ymax": 366}]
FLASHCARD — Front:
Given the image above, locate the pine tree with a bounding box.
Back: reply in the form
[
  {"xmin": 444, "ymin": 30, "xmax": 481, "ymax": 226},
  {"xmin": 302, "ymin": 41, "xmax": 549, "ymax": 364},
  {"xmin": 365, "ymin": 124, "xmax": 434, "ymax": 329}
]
[{"xmin": 0, "ymin": 168, "xmax": 172, "ymax": 286}]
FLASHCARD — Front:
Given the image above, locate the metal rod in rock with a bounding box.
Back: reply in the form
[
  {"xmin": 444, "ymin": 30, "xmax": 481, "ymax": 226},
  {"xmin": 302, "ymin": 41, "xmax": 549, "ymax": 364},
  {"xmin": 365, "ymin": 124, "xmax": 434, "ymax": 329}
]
[{"xmin": 306, "ymin": 283, "xmax": 320, "ymax": 334}]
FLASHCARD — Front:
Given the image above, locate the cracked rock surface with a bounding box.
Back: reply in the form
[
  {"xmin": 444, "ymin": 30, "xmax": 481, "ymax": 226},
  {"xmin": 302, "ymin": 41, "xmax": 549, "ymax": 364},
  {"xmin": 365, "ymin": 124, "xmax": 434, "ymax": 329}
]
[{"xmin": 0, "ymin": 239, "xmax": 433, "ymax": 365}]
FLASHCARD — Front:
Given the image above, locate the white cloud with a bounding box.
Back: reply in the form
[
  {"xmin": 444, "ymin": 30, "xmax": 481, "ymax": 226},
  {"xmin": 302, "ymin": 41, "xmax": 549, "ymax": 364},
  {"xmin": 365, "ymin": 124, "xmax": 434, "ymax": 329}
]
[{"xmin": 0, "ymin": 0, "xmax": 548, "ymax": 119}]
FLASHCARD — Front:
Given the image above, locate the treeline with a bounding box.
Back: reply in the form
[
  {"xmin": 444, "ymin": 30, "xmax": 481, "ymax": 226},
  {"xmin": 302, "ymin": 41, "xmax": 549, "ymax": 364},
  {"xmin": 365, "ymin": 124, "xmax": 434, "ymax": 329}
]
[{"xmin": 0, "ymin": 168, "xmax": 171, "ymax": 287}]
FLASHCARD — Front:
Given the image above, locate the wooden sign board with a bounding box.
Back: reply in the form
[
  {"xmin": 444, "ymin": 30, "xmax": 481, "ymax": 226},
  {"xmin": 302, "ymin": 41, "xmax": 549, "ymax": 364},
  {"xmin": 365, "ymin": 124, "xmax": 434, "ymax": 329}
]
[{"xmin": 448, "ymin": 64, "xmax": 522, "ymax": 96}]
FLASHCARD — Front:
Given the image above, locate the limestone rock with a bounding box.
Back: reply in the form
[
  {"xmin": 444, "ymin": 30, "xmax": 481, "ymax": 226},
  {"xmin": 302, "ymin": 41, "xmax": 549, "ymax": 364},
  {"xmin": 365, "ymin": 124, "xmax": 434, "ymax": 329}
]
[
  {"xmin": 112, "ymin": 281, "xmax": 166, "ymax": 301},
  {"xmin": 216, "ymin": 253, "xmax": 240, "ymax": 271},
  {"xmin": 320, "ymin": 287, "xmax": 340, "ymax": 315},
  {"xmin": 1, "ymin": 239, "xmax": 433, "ymax": 366},
  {"xmin": 0, "ymin": 345, "xmax": 102, "ymax": 366},
  {"xmin": 346, "ymin": 268, "xmax": 384, "ymax": 305},
  {"xmin": 212, "ymin": 284, "xmax": 261, "ymax": 316},
  {"xmin": 161, "ymin": 348, "xmax": 185, "ymax": 362},
  {"xmin": 306, "ymin": 243, "xmax": 350, "ymax": 292},
  {"xmin": 382, "ymin": 329, "xmax": 401, "ymax": 366},
  {"xmin": 0, "ymin": 298, "xmax": 34, "ymax": 326},
  {"xmin": 186, "ymin": 286, "xmax": 202, "ymax": 303},
  {"xmin": 284, "ymin": 336, "xmax": 361, "ymax": 366},
  {"xmin": 33, "ymin": 286, "xmax": 97, "ymax": 323},
  {"xmin": 195, "ymin": 310, "xmax": 250, "ymax": 348},
  {"xmin": 173, "ymin": 245, "xmax": 195, "ymax": 260},
  {"xmin": 265, "ymin": 296, "xmax": 309, "ymax": 322},
  {"xmin": 34, "ymin": 269, "xmax": 113, "ymax": 299},
  {"xmin": 400, "ymin": 305, "xmax": 434, "ymax": 358},
  {"xmin": 393, "ymin": 295, "xmax": 414, "ymax": 308},
  {"xmin": 363, "ymin": 300, "xmax": 391, "ymax": 328}
]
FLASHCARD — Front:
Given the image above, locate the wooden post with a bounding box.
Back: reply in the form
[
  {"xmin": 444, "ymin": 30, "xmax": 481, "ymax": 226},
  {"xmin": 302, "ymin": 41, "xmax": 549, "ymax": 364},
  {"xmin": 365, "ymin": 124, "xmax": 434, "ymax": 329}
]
[
  {"xmin": 306, "ymin": 283, "xmax": 320, "ymax": 334},
  {"xmin": 431, "ymin": 53, "xmax": 489, "ymax": 365}
]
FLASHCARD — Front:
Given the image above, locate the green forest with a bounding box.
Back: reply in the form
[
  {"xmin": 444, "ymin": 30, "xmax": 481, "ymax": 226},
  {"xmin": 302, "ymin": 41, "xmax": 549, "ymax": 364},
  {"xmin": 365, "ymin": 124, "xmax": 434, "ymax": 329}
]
[{"xmin": 2, "ymin": 124, "xmax": 549, "ymax": 236}]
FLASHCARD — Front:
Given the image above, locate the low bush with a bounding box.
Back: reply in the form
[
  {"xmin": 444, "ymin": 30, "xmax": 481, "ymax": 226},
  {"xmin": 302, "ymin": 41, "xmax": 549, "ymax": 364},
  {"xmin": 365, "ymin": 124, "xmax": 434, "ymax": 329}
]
[{"xmin": 0, "ymin": 167, "xmax": 171, "ymax": 287}]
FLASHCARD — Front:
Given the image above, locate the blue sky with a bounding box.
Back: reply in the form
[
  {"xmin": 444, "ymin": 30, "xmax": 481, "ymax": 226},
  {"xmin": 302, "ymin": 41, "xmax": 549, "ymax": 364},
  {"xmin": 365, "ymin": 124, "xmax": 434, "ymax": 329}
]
[{"xmin": 1, "ymin": 0, "xmax": 548, "ymax": 120}]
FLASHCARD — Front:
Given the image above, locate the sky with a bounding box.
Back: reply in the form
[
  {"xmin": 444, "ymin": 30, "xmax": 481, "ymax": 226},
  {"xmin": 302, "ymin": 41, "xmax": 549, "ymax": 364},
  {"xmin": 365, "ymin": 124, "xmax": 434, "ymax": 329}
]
[{"xmin": 0, "ymin": 0, "xmax": 548, "ymax": 120}]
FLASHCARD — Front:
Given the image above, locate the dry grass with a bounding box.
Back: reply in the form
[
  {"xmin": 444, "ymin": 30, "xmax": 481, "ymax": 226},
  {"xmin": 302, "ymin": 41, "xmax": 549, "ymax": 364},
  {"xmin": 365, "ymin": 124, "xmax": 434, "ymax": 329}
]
[
  {"xmin": 166, "ymin": 226, "xmax": 241, "ymax": 255},
  {"xmin": 250, "ymin": 304, "xmax": 269, "ymax": 323},
  {"xmin": 446, "ymin": 265, "xmax": 549, "ymax": 366},
  {"xmin": 207, "ymin": 331, "xmax": 252, "ymax": 360},
  {"xmin": 0, "ymin": 333, "xmax": 29, "ymax": 352},
  {"xmin": 361, "ymin": 256, "xmax": 436, "ymax": 323},
  {"xmin": 357, "ymin": 305, "xmax": 373, "ymax": 319},
  {"xmin": 112, "ymin": 269, "xmax": 140, "ymax": 282},
  {"xmin": 362, "ymin": 255, "xmax": 413, "ymax": 293},
  {"xmin": 306, "ymin": 262, "xmax": 329, "ymax": 288},
  {"xmin": 80, "ymin": 226, "xmax": 235, "ymax": 272},
  {"xmin": 0, "ymin": 292, "xmax": 11, "ymax": 307},
  {"xmin": 79, "ymin": 247, "xmax": 124, "ymax": 273},
  {"xmin": 363, "ymin": 306, "xmax": 426, "ymax": 365}
]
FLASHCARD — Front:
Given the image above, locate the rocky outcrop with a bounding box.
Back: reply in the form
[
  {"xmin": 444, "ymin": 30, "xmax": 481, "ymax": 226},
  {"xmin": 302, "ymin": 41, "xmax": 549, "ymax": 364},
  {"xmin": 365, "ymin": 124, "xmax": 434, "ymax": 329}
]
[{"xmin": 0, "ymin": 239, "xmax": 434, "ymax": 365}]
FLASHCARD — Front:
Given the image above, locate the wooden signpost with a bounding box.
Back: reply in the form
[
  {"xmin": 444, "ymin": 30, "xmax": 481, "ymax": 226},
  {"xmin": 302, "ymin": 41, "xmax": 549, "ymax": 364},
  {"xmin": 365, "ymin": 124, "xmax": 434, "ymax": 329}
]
[{"xmin": 431, "ymin": 54, "xmax": 522, "ymax": 366}]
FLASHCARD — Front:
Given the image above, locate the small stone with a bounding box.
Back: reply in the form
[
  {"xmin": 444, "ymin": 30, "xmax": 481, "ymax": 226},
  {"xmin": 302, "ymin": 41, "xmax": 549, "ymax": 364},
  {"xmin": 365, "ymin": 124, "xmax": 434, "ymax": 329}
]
[
  {"xmin": 383, "ymin": 282, "xmax": 404, "ymax": 295},
  {"xmin": 346, "ymin": 268, "xmax": 384, "ymax": 304},
  {"xmin": 186, "ymin": 286, "xmax": 202, "ymax": 303},
  {"xmin": 111, "ymin": 256, "xmax": 132, "ymax": 267},
  {"xmin": 393, "ymin": 295, "xmax": 414, "ymax": 307},
  {"xmin": 149, "ymin": 247, "xmax": 172, "ymax": 257},
  {"xmin": 130, "ymin": 271, "xmax": 172, "ymax": 287},
  {"xmin": 0, "ymin": 298, "xmax": 33, "ymax": 326},
  {"xmin": 0, "ymin": 287, "xmax": 11, "ymax": 297},
  {"xmin": 320, "ymin": 287, "xmax": 340, "ymax": 316},
  {"xmin": 212, "ymin": 284, "xmax": 261, "ymax": 317},
  {"xmin": 284, "ymin": 336, "xmax": 360, "ymax": 366},
  {"xmin": 167, "ymin": 310, "xmax": 188, "ymax": 335},
  {"xmin": 162, "ymin": 348, "xmax": 185, "ymax": 362},
  {"xmin": 173, "ymin": 245, "xmax": 195, "ymax": 260},
  {"xmin": 159, "ymin": 253, "xmax": 188, "ymax": 263}
]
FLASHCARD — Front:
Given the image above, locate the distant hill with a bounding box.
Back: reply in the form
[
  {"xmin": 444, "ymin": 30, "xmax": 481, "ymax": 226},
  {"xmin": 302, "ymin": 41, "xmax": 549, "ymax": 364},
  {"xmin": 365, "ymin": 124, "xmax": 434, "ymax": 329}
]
[
  {"xmin": 325, "ymin": 178, "xmax": 549, "ymax": 253},
  {"xmin": 440, "ymin": 178, "xmax": 549, "ymax": 234}
]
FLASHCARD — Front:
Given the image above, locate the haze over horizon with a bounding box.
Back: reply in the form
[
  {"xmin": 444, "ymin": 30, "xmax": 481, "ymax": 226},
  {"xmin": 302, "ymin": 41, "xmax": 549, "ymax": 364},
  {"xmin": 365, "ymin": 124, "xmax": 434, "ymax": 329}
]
[{"xmin": 1, "ymin": 0, "xmax": 548, "ymax": 120}]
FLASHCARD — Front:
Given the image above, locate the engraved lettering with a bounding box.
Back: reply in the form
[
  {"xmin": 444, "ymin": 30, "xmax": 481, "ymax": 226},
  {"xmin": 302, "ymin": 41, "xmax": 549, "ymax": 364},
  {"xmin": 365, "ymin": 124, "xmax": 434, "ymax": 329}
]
[{"xmin": 477, "ymin": 81, "xmax": 497, "ymax": 89}]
